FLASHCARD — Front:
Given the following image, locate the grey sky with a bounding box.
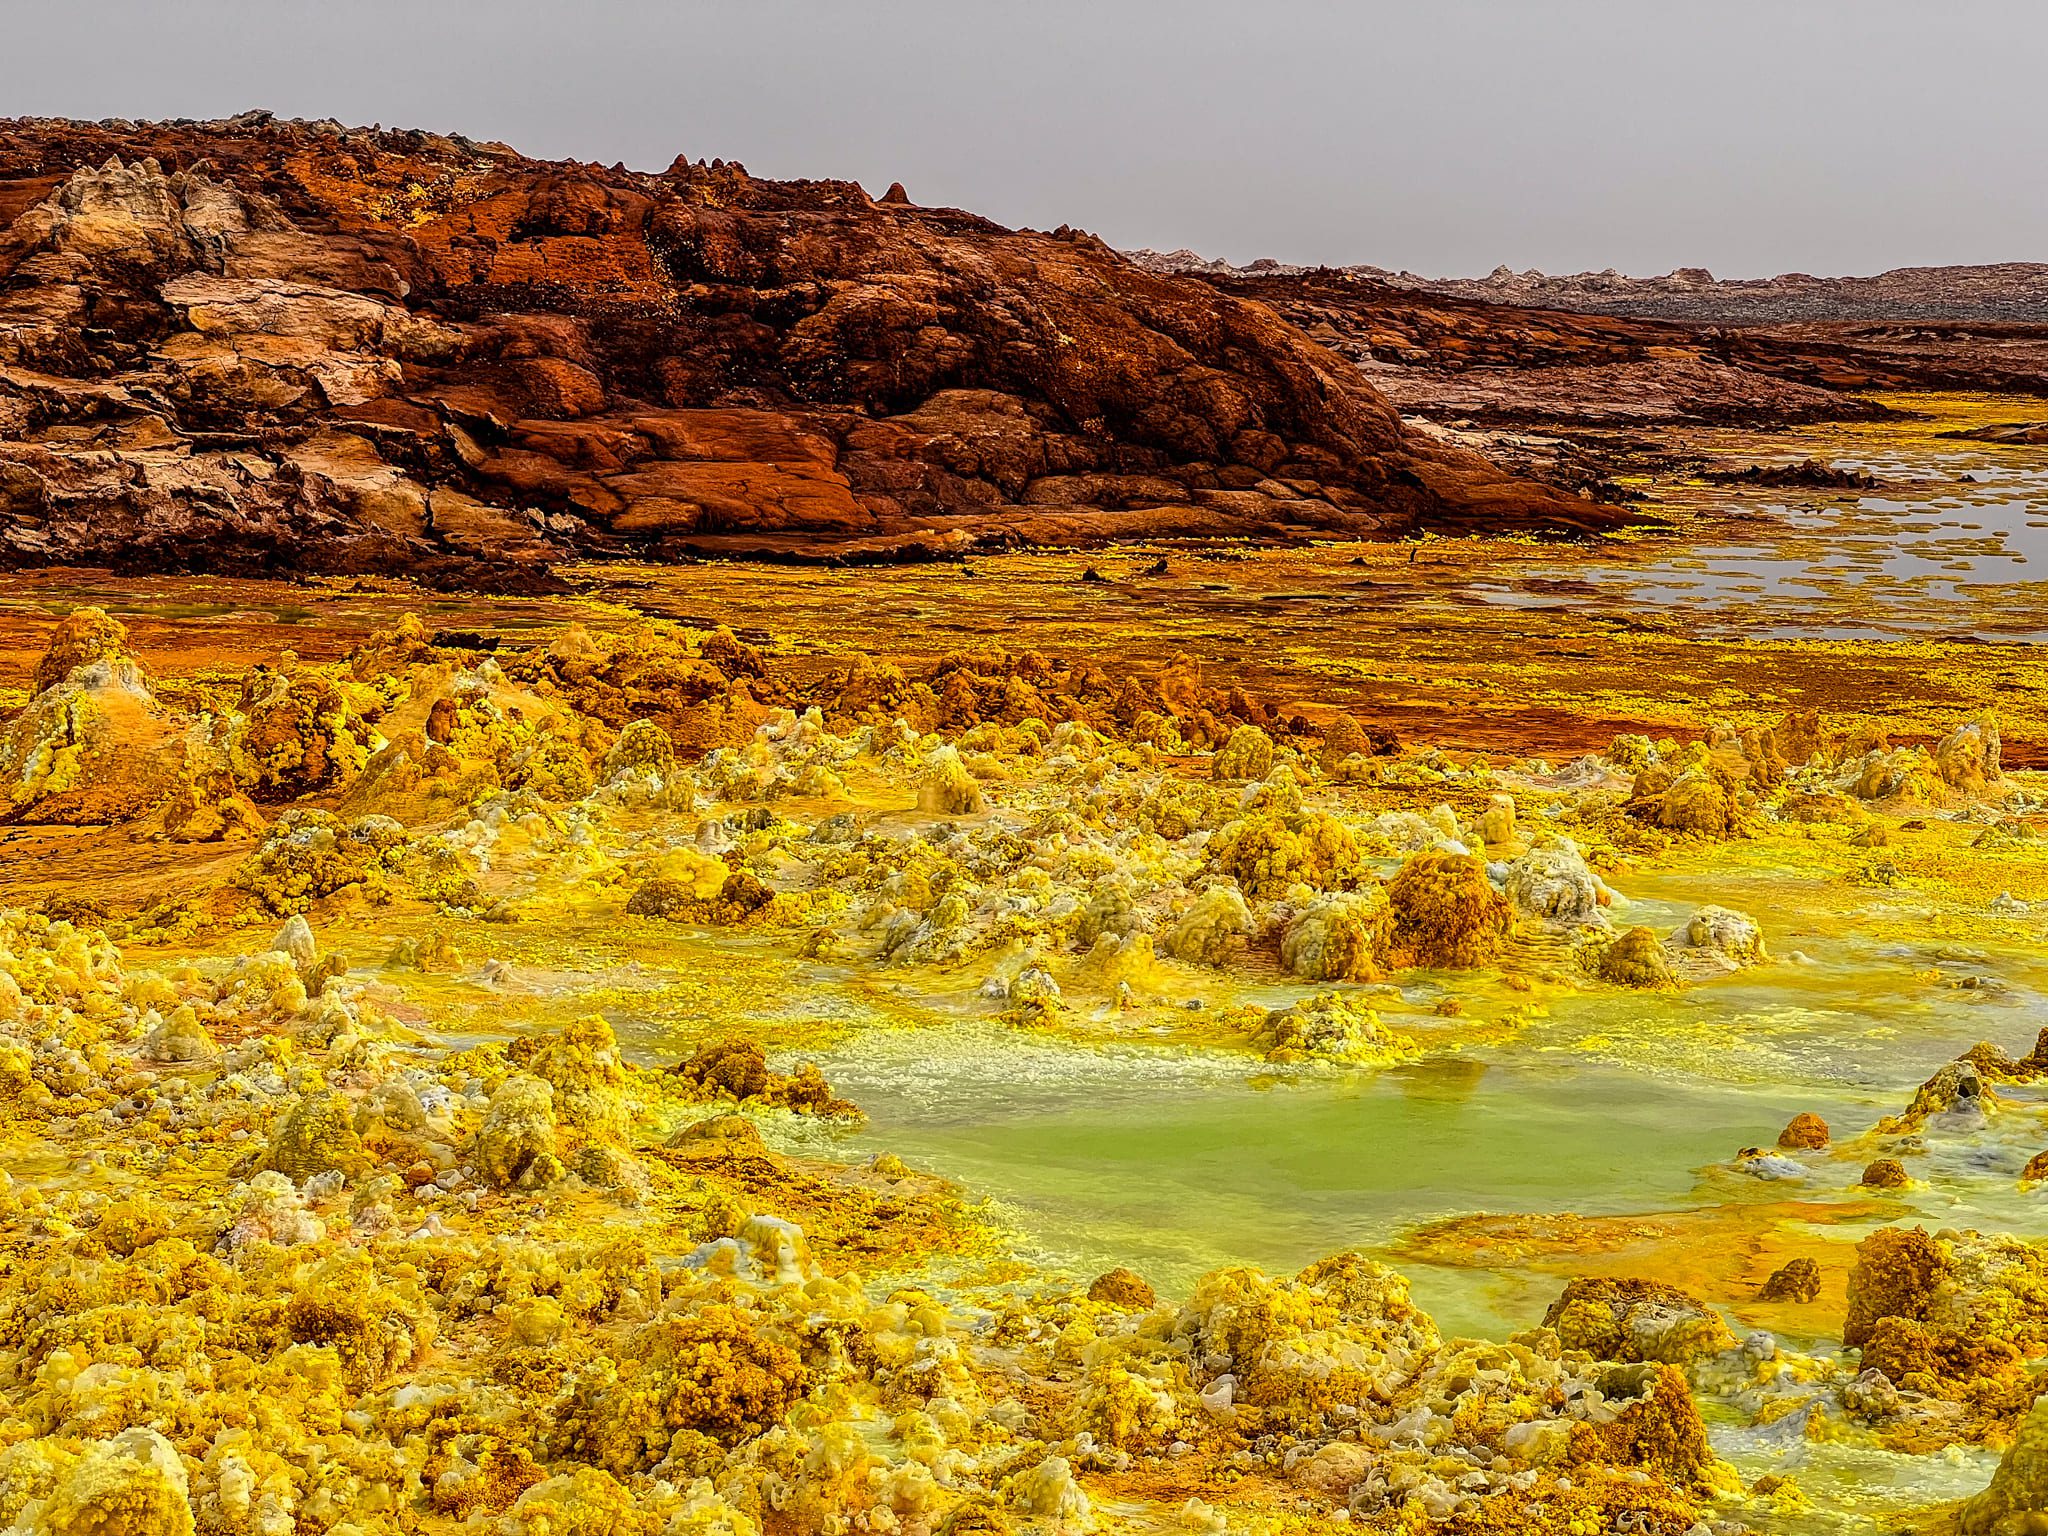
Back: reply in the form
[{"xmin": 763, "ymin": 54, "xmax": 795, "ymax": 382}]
[{"xmin": 4, "ymin": 0, "xmax": 2044, "ymax": 278}]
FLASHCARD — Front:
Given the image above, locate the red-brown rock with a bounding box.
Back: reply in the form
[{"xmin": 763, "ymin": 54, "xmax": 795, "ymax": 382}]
[{"xmin": 0, "ymin": 114, "xmax": 1628, "ymax": 587}]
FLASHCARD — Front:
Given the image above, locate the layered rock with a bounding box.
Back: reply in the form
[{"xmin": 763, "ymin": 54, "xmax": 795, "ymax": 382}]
[
  {"xmin": 1129, "ymin": 262, "xmax": 2048, "ymax": 430},
  {"xmin": 0, "ymin": 113, "xmax": 1616, "ymax": 589}
]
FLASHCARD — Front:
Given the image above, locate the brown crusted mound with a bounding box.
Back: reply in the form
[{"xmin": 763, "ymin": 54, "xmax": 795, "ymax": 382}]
[
  {"xmin": 670, "ymin": 1038, "xmax": 860, "ymax": 1120},
  {"xmin": 1842, "ymin": 1226, "xmax": 1950, "ymax": 1350},
  {"xmin": 0, "ymin": 112, "xmax": 1622, "ymax": 589}
]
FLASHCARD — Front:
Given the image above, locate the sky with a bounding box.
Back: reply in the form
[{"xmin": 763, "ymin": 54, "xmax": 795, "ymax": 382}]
[{"xmin": 3, "ymin": 0, "xmax": 2044, "ymax": 279}]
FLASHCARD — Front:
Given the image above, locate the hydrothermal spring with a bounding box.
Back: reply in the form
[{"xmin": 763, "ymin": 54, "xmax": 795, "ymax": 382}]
[{"xmin": 6, "ymin": 397, "xmax": 2048, "ymax": 1533}]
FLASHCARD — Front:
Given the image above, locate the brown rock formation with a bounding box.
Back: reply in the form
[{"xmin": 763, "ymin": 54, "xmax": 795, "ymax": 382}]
[
  {"xmin": 0, "ymin": 113, "xmax": 1618, "ymax": 589},
  {"xmin": 1128, "ymin": 261, "xmax": 2048, "ymax": 429}
]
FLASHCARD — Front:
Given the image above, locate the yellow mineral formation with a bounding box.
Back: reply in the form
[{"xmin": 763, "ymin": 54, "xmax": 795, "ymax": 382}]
[{"xmin": 0, "ymin": 527, "xmax": 2039, "ymax": 1536}]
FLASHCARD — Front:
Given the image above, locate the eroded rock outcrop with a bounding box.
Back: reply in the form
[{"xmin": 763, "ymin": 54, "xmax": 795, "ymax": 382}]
[{"xmin": 0, "ymin": 114, "xmax": 1623, "ymax": 587}]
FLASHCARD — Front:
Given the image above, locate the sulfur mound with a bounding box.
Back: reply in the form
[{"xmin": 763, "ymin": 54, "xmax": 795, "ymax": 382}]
[
  {"xmin": 1960, "ymin": 1392, "xmax": 2048, "ymax": 1534},
  {"xmin": 1881, "ymin": 1058, "xmax": 1991, "ymax": 1131},
  {"xmin": 1249, "ymin": 991, "xmax": 1419, "ymax": 1067},
  {"xmin": 1205, "ymin": 810, "xmax": 1362, "ymax": 898},
  {"xmin": 1076, "ymin": 1360, "xmax": 1183, "ymax": 1454},
  {"xmin": 1163, "ymin": 885, "xmax": 1257, "ymax": 966},
  {"xmin": 1541, "ymin": 1277, "xmax": 1738, "ymax": 1367},
  {"xmin": 1589, "ymin": 924, "xmax": 1679, "ymax": 989},
  {"xmin": 473, "ymin": 1073, "xmax": 566, "ymax": 1190},
  {"xmin": 1563, "ymin": 1361, "xmax": 1726, "ymax": 1491},
  {"xmin": 233, "ymin": 808, "xmax": 408, "ymax": 914},
  {"xmin": 1174, "ymin": 1251, "xmax": 1442, "ymax": 1433},
  {"xmin": 1279, "ymin": 890, "xmax": 1388, "ymax": 982},
  {"xmin": 147, "ymin": 766, "xmax": 266, "ymax": 844},
  {"xmin": 509, "ymin": 1014, "xmax": 634, "ymax": 1138},
  {"xmin": 1503, "ymin": 837, "xmax": 1613, "ymax": 932},
  {"xmin": 1841, "ymin": 1225, "xmax": 2048, "ymax": 1420},
  {"xmin": 1086, "ymin": 1267, "xmax": 1157, "ymax": 1310},
  {"xmin": 600, "ymin": 718, "xmax": 678, "ymax": 779},
  {"xmin": 29, "ymin": 606, "xmax": 134, "ymax": 694},
  {"xmin": 1626, "ymin": 752, "xmax": 1753, "ymax": 840},
  {"xmin": 1317, "ymin": 714, "xmax": 1396, "ymax": 774},
  {"xmin": 917, "ymin": 745, "xmax": 986, "ymax": 815},
  {"xmin": 1842, "ymin": 1227, "xmax": 1951, "ymax": 1350},
  {"xmin": 226, "ymin": 664, "xmax": 378, "ymax": 797},
  {"xmin": 263, "ymin": 1087, "xmax": 372, "ymax": 1180},
  {"xmin": 1778, "ymin": 1111, "xmax": 1830, "ymax": 1150},
  {"xmin": 281, "ymin": 1249, "xmax": 437, "ymax": 1390},
  {"xmin": 1935, "ymin": 714, "xmax": 2004, "ymax": 796},
  {"xmin": 1758, "ymin": 1257, "xmax": 1822, "ymax": 1303},
  {"xmin": 12, "ymin": 1426, "xmax": 196, "ymax": 1536},
  {"xmin": 0, "ymin": 608, "xmax": 186, "ymax": 825},
  {"xmin": 625, "ymin": 870, "xmax": 773, "ymax": 926},
  {"xmin": 140, "ymin": 1006, "xmax": 217, "ymax": 1063},
  {"xmin": 1210, "ymin": 725, "xmax": 1276, "ymax": 782},
  {"xmin": 1665, "ymin": 904, "xmax": 1768, "ymax": 977},
  {"xmin": 671, "ymin": 1038, "xmax": 860, "ymax": 1118},
  {"xmin": 1382, "ymin": 851, "xmax": 1511, "ymax": 969},
  {"xmin": 552, "ymin": 1304, "xmax": 810, "ymax": 1472}
]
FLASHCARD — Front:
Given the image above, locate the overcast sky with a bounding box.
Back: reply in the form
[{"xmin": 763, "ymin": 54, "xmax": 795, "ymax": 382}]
[{"xmin": 5, "ymin": 0, "xmax": 2044, "ymax": 278}]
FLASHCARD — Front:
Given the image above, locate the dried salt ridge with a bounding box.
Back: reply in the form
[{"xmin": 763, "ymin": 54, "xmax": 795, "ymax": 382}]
[
  {"xmin": 0, "ymin": 114, "xmax": 1619, "ymax": 590},
  {"xmin": 1127, "ymin": 249, "xmax": 2048, "ymax": 326},
  {"xmin": 1356, "ymin": 261, "xmax": 2048, "ymax": 327}
]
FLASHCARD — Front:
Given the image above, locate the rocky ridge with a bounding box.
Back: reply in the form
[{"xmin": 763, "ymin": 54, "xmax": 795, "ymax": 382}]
[
  {"xmin": 1133, "ymin": 264, "xmax": 2048, "ymax": 433},
  {"xmin": 1129, "ymin": 249, "xmax": 2048, "ymax": 326},
  {"xmin": 0, "ymin": 112, "xmax": 1619, "ymax": 590}
]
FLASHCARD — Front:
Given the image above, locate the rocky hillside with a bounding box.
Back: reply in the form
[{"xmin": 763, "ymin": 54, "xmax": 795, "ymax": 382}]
[{"xmin": 0, "ymin": 113, "xmax": 1615, "ymax": 590}]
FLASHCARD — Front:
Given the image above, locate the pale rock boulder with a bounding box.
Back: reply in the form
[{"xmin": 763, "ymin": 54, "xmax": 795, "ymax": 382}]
[
  {"xmin": 7, "ymin": 155, "xmax": 286, "ymax": 270},
  {"xmin": 1503, "ymin": 837, "xmax": 1615, "ymax": 933}
]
